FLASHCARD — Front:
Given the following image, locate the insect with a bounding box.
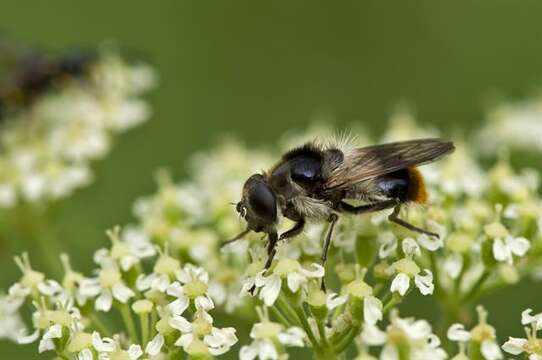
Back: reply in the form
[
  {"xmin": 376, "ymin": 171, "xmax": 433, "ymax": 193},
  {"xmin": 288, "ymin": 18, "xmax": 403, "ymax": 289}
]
[
  {"xmin": 0, "ymin": 41, "xmax": 95, "ymax": 119},
  {"xmin": 226, "ymin": 137, "xmax": 455, "ymax": 290}
]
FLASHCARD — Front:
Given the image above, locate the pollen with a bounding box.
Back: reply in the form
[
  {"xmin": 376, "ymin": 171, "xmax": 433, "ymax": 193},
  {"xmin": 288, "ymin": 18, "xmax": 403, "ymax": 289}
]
[{"xmin": 408, "ymin": 167, "xmax": 428, "ymax": 204}]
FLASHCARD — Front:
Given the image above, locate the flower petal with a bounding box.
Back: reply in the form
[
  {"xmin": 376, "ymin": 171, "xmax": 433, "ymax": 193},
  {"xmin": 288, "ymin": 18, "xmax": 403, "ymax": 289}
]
[
  {"xmin": 390, "ymin": 273, "xmax": 410, "ymax": 296},
  {"xmin": 363, "ymin": 296, "xmax": 383, "ymax": 325}
]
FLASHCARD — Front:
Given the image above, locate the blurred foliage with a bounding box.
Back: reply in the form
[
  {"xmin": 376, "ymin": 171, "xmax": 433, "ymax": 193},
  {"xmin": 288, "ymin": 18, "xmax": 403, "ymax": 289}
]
[{"xmin": 2, "ymin": 1, "xmax": 542, "ymax": 358}]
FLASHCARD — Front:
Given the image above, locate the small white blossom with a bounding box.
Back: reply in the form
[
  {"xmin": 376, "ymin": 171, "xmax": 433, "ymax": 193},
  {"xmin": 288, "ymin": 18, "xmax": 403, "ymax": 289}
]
[
  {"xmin": 492, "ymin": 235, "xmax": 530, "ymax": 264},
  {"xmin": 240, "ymin": 307, "xmax": 305, "ymax": 360},
  {"xmin": 79, "ymin": 260, "xmax": 135, "ymax": 312},
  {"xmin": 170, "ymin": 309, "xmax": 237, "ymax": 356},
  {"xmin": 249, "ymin": 259, "xmax": 324, "ymax": 306}
]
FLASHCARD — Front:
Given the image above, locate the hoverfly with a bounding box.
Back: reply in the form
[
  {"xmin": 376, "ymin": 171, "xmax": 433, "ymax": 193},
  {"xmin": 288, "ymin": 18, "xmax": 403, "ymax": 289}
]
[{"xmin": 226, "ymin": 137, "xmax": 455, "ymax": 290}]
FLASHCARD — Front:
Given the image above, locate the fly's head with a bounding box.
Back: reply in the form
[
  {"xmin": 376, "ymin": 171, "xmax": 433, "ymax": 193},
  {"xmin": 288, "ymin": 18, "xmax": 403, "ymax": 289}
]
[{"xmin": 236, "ymin": 174, "xmax": 278, "ymax": 233}]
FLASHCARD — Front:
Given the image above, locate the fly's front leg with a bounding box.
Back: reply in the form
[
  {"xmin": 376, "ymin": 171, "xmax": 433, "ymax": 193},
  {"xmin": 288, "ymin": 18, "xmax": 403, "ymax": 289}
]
[
  {"xmin": 321, "ymin": 213, "xmax": 339, "ymax": 291},
  {"xmin": 221, "ymin": 229, "xmax": 250, "ymax": 248},
  {"xmin": 249, "ymin": 231, "xmax": 279, "ymax": 295},
  {"xmin": 279, "ymin": 219, "xmax": 305, "ymax": 241},
  {"xmin": 389, "ymin": 205, "xmax": 439, "ymax": 238}
]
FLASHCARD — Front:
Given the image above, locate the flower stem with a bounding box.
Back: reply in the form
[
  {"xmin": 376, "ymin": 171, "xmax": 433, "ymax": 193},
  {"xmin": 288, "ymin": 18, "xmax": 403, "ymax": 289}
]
[
  {"xmin": 140, "ymin": 313, "xmax": 150, "ymax": 346},
  {"xmin": 275, "ymin": 295, "xmax": 301, "ymax": 326},
  {"xmin": 90, "ymin": 313, "xmax": 113, "ymax": 337},
  {"xmin": 460, "ymin": 270, "xmax": 490, "ymax": 304},
  {"xmin": 383, "ymin": 294, "xmax": 402, "ymax": 315},
  {"xmin": 316, "ymin": 317, "xmax": 330, "ymax": 350},
  {"xmin": 150, "ymin": 310, "xmax": 157, "ymax": 339},
  {"xmin": 293, "ymin": 305, "xmax": 321, "ymax": 350},
  {"xmin": 333, "ymin": 325, "xmax": 360, "ymax": 354},
  {"xmin": 119, "ymin": 303, "xmax": 139, "ymax": 343},
  {"xmin": 270, "ymin": 305, "xmax": 291, "ymax": 327}
]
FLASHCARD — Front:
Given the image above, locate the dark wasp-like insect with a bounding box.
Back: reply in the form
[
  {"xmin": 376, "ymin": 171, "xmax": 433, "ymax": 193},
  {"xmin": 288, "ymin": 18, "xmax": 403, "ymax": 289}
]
[
  {"xmin": 0, "ymin": 39, "xmax": 95, "ymax": 119},
  {"xmin": 225, "ymin": 137, "xmax": 455, "ymax": 291}
]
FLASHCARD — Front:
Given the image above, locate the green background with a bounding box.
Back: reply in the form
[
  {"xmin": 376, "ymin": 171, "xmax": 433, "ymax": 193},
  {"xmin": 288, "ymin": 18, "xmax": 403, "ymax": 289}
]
[{"xmin": 1, "ymin": 1, "xmax": 542, "ymax": 358}]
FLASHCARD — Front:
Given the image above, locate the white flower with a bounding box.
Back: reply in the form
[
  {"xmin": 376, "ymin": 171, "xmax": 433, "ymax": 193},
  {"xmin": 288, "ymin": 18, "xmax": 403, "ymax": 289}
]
[
  {"xmin": 0, "ymin": 51, "xmax": 154, "ymax": 207},
  {"xmin": 502, "ymin": 309, "xmax": 542, "ymax": 359},
  {"xmin": 417, "ymin": 232, "xmax": 444, "ymax": 251},
  {"xmin": 250, "ymin": 259, "xmax": 324, "ymax": 306},
  {"xmin": 443, "ymin": 253, "xmax": 463, "ymax": 279},
  {"xmin": 363, "ymin": 296, "xmax": 383, "ymax": 325},
  {"xmin": 414, "ymin": 270, "xmax": 434, "ymax": 295},
  {"xmin": 170, "ymin": 310, "xmax": 237, "ymax": 356},
  {"xmin": 326, "ymin": 293, "xmax": 348, "ymax": 310},
  {"xmin": 166, "ymin": 264, "xmax": 214, "ymax": 315},
  {"xmin": 522, "ymin": 309, "xmax": 542, "ymax": 329},
  {"xmin": 402, "ymin": 238, "xmax": 421, "ymax": 258},
  {"xmin": 378, "ymin": 232, "xmax": 397, "ymax": 259},
  {"xmin": 447, "ymin": 323, "xmax": 471, "ymax": 342},
  {"xmin": 18, "ymin": 296, "xmax": 83, "ymax": 355},
  {"xmin": 137, "ymin": 247, "xmax": 180, "ymax": 293},
  {"xmin": 390, "ymin": 273, "xmax": 410, "ymax": 296},
  {"xmin": 390, "ymin": 258, "xmax": 434, "ymax": 296},
  {"xmin": 145, "ymin": 333, "xmax": 165, "ymax": 356},
  {"xmin": 240, "ymin": 307, "xmax": 304, "ymax": 360},
  {"xmin": 79, "ymin": 260, "xmax": 135, "ymax": 312},
  {"xmin": 502, "ymin": 337, "xmax": 528, "ymax": 356},
  {"xmin": 481, "ymin": 339, "xmax": 503, "ymax": 360},
  {"xmin": 492, "ymin": 236, "xmax": 530, "ymax": 264},
  {"xmin": 0, "ymin": 294, "xmax": 26, "ymax": 341},
  {"xmin": 92, "ymin": 332, "xmax": 143, "ymax": 359},
  {"xmin": 95, "ymin": 226, "xmax": 155, "ymax": 272},
  {"xmin": 361, "ymin": 311, "xmax": 445, "ymax": 359}
]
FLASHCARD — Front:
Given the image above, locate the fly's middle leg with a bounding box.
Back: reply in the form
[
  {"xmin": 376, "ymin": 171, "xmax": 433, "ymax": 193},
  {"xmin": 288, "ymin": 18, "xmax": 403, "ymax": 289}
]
[{"xmin": 320, "ymin": 213, "xmax": 339, "ymax": 291}]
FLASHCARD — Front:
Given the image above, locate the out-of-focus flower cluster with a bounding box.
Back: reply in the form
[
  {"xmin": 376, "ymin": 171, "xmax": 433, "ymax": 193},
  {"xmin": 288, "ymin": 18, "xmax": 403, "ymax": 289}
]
[
  {"xmin": 476, "ymin": 97, "xmax": 542, "ymax": 155},
  {"xmin": 0, "ymin": 50, "xmax": 156, "ymax": 207},
  {"xmin": 3, "ymin": 108, "xmax": 542, "ymax": 359}
]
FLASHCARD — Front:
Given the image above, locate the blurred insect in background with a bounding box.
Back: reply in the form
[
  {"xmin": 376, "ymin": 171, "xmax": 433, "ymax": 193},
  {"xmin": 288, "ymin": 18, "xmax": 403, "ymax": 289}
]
[
  {"xmin": 0, "ymin": 38, "xmax": 95, "ymax": 119},
  {"xmin": 226, "ymin": 137, "xmax": 455, "ymax": 290}
]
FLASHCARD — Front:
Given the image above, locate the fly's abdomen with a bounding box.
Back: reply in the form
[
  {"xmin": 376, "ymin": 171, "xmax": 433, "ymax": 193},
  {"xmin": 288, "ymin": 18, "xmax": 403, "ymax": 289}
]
[{"xmin": 376, "ymin": 167, "xmax": 427, "ymax": 203}]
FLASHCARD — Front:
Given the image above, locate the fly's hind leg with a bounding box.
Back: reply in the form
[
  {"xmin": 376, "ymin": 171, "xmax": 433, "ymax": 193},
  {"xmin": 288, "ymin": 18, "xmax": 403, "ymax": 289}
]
[
  {"xmin": 388, "ymin": 204, "xmax": 439, "ymax": 238},
  {"xmin": 320, "ymin": 213, "xmax": 339, "ymax": 291}
]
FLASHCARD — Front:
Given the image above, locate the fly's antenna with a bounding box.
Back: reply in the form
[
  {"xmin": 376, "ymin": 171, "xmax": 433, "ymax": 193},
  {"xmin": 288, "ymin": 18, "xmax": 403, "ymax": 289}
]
[{"xmin": 221, "ymin": 229, "xmax": 250, "ymax": 248}]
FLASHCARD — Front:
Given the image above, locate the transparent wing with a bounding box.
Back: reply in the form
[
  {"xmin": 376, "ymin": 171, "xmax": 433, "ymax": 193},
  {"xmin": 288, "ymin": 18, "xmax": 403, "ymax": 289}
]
[{"xmin": 323, "ymin": 138, "xmax": 454, "ymax": 190}]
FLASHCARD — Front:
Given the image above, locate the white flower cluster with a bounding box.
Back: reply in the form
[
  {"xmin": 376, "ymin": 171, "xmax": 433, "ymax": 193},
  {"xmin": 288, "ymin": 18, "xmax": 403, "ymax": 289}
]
[
  {"xmin": 476, "ymin": 98, "xmax": 542, "ymax": 154},
  {"xmin": 502, "ymin": 309, "xmax": 542, "ymax": 359},
  {"xmin": 1, "ymin": 226, "xmax": 238, "ymax": 359},
  {"xmin": 4, "ymin": 110, "xmax": 542, "ymax": 359},
  {"xmin": 0, "ymin": 51, "xmax": 156, "ymax": 207},
  {"xmin": 447, "ymin": 306, "xmax": 502, "ymax": 360}
]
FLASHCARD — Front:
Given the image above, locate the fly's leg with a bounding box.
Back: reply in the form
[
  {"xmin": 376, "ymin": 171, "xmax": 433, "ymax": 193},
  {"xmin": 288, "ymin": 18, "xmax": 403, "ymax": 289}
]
[
  {"xmin": 337, "ymin": 199, "xmax": 397, "ymax": 214},
  {"xmin": 279, "ymin": 219, "xmax": 305, "ymax": 241},
  {"xmin": 321, "ymin": 214, "xmax": 339, "ymax": 291},
  {"xmin": 249, "ymin": 231, "xmax": 278, "ymax": 295},
  {"xmin": 389, "ymin": 205, "xmax": 439, "ymax": 238},
  {"xmin": 221, "ymin": 229, "xmax": 250, "ymax": 248}
]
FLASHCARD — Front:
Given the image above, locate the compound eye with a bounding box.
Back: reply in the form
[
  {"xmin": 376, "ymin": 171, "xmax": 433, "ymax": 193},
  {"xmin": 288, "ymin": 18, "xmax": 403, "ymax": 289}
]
[{"xmin": 248, "ymin": 182, "xmax": 277, "ymax": 223}]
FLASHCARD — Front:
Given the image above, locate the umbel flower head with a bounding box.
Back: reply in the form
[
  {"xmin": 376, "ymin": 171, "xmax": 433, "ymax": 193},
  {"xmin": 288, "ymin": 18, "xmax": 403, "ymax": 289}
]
[
  {"xmin": 0, "ymin": 46, "xmax": 156, "ymax": 207},
  {"xmin": 3, "ymin": 108, "xmax": 542, "ymax": 358},
  {"xmin": 0, "ymin": 226, "xmax": 238, "ymax": 359}
]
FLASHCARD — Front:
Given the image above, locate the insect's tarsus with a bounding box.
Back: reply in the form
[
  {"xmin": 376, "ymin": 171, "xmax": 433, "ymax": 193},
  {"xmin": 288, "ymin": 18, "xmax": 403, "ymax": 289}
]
[{"xmin": 388, "ymin": 204, "xmax": 439, "ymax": 238}]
